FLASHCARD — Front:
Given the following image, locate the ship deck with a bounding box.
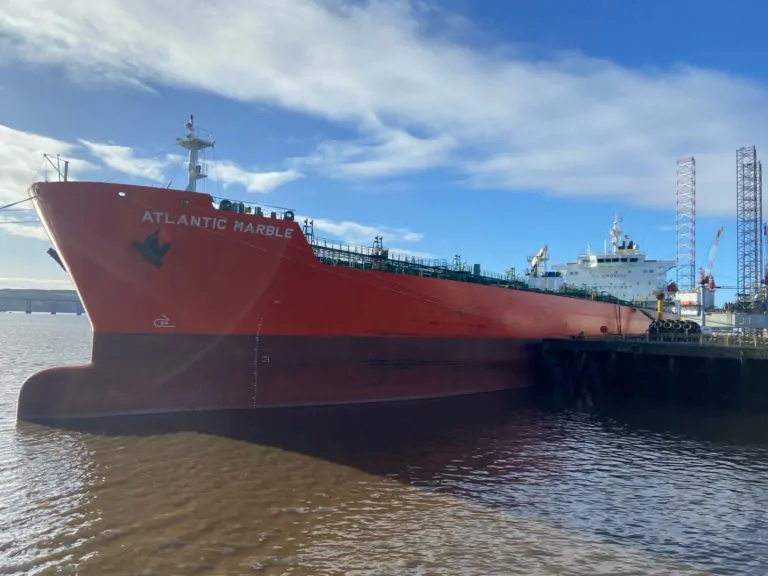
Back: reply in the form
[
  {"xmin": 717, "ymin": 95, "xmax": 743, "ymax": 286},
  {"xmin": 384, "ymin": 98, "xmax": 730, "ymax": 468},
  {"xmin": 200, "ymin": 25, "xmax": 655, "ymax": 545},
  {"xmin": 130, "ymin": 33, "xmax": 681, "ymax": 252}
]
[{"xmin": 309, "ymin": 236, "xmax": 648, "ymax": 310}]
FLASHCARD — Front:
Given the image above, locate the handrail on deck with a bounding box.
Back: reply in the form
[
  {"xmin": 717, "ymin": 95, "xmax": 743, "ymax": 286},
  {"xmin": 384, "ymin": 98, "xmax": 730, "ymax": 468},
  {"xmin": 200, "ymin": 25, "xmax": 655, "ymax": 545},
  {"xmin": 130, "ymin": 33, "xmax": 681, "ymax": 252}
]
[
  {"xmin": 309, "ymin": 235, "xmax": 649, "ymax": 309},
  {"xmin": 310, "ymin": 236, "xmax": 452, "ymax": 269},
  {"xmin": 588, "ymin": 332, "xmax": 768, "ymax": 349}
]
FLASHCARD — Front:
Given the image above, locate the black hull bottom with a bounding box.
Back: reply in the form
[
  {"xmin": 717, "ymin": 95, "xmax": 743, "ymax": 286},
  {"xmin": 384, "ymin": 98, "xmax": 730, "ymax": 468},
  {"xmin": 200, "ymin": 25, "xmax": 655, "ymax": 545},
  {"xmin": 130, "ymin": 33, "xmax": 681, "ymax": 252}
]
[{"xmin": 18, "ymin": 333, "xmax": 533, "ymax": 422}]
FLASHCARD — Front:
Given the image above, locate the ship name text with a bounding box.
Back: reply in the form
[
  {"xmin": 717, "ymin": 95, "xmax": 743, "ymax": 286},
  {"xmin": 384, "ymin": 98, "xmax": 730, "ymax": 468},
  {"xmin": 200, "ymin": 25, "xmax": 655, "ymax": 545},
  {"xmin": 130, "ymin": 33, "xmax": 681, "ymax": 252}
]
[{"xmin": 141, "ymin": 211, "xmax": 294, "ymax": 239}]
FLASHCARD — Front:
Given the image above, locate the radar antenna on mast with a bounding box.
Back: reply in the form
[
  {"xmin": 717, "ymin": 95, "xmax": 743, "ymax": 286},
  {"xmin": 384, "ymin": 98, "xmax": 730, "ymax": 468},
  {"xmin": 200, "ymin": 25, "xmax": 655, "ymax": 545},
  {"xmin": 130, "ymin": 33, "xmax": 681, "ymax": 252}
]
[{"xmin": 176, "ymin": 113, "xmax": 215, "ymax": 193}]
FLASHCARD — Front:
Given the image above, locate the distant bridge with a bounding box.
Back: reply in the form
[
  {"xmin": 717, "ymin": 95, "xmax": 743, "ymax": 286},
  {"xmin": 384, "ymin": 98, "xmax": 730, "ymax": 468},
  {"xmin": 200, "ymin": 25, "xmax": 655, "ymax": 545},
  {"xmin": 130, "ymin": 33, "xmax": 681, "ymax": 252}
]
[{"xmin": 0, "ymin": 296, "xmax": 85, "ymax": 315}]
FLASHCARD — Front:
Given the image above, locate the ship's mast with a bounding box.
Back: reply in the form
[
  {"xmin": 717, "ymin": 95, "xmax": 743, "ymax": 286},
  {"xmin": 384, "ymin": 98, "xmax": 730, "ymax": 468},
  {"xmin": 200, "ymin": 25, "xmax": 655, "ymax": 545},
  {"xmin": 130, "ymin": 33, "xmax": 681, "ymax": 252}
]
[
  {"xmin": 610, "ymin": 212, "xmax": 623, "ymax": 253},
  {"xmin": 176, "ymin": 114, "xmax": 215, "ymax": 192}
]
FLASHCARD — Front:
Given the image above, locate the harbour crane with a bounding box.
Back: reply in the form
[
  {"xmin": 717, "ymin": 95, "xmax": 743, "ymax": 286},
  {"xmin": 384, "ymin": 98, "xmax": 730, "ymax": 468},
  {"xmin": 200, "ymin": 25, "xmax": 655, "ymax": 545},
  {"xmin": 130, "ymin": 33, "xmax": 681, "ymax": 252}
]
[{"xmin": 699, "ymin": 226, "xmax": 724, "ymax": 290}]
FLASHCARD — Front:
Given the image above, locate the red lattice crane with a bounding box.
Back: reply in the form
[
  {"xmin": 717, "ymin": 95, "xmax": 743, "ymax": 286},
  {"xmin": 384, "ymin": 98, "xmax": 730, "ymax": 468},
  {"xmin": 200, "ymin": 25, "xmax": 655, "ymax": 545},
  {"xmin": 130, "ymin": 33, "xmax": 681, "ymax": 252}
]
[{"xmin": 699, "ymin": 226, "xmax": 723, "ymax": 289}]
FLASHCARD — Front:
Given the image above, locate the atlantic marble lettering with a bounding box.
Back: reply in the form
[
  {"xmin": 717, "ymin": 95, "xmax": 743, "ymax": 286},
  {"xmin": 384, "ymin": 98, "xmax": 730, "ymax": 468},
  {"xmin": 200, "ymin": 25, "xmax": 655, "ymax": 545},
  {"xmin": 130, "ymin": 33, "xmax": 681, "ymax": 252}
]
[{"xmin": 140, "ymin": 211, "xmax": 293, "ymax": 239}]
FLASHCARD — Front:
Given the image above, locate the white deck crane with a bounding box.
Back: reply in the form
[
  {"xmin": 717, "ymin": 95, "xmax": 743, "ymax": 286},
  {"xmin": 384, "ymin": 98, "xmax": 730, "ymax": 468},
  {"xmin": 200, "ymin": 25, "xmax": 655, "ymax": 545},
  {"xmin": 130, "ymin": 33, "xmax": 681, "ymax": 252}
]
[
  {"xmin": 527, "ymin": 244, "xmax": 549, "ymax": 278},
  {"xmin": 698, "ymin": 226, "xmax": 724, "ymax": 290}
]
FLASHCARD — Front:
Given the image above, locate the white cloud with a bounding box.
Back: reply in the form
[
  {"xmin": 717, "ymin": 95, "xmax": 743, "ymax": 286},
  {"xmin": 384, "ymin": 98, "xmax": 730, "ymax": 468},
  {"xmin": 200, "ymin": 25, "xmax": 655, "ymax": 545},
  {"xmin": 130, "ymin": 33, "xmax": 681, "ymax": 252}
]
[
  {"xmin": 212, "ymin": 160, "xmax": 303, "ymax": 193},
  {"xmin": 0, "ymin": 276, "xmax": 74, "ymax": 289},
  {"xmin": 295, "ymin": 127, "xmax": 457, "ymax": 180},
  {"xmin": 0, "ymin": 212, "xmax": 48, "ymax": 240},
  {"xmin": 387, "ymin": 247, "xmax": 433, "ymax": 260},
  {"xmin": 298, "ymin": 214, "xmax": 431, "ymax": 258},
  {"xmin": 307, "ymin": 215, "xmax": 424, "ymax": 246},
  {"xmin": 76, "ymin": 140, "xmax": 302, "ymax": 194},
  {"xmin": 0, "ymin": 124, "xmax": 98, "ymax": 207},
  {"xmin": 78, "ymin": 140, "xmax": 172, "ymax": 183},
  {"xmin": 1, "ymin": 0, "xmax": 767, "ymax": 214}
]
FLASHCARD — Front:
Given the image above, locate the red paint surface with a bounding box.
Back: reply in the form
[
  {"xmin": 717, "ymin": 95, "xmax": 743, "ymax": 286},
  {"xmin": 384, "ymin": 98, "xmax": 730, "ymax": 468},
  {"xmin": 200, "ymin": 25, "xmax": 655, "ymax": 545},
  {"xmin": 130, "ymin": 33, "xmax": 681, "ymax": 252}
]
[{"xmin": 33, "ymin": 182, "xmax": 655, "ymax": 338}]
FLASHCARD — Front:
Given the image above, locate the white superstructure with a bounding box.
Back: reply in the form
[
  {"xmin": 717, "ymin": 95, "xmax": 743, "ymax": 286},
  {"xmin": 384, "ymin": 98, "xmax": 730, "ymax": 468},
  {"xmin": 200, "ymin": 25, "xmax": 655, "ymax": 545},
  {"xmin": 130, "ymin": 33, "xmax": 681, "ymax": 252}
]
[{"xmin": 526, "ymin": 213, "xmax": 675, "ymax": 306}]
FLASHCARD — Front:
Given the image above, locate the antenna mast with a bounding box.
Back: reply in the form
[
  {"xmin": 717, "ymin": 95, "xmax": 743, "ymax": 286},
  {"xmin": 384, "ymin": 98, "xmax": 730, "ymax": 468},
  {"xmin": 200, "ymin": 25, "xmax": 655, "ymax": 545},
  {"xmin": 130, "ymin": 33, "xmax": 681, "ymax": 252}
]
[
  {"xmin": 610, "ymin": 212, "xmax": 622, "ymax": 253},
  {"xmin": 176, "ymin": 114, "xmax": 215, "ymax": 192},
  {"xmin": 42, "ymin": 153, "xmax": 70, "ymax": 182}
]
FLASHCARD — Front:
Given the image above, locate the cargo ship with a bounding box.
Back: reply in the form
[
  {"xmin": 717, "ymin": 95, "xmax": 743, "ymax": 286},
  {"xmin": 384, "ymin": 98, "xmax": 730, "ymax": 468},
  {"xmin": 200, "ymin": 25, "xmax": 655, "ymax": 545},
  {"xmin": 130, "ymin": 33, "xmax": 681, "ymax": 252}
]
[{"xmin": 17, "ymin": 116, "xmax": 672, "ymax": 422}]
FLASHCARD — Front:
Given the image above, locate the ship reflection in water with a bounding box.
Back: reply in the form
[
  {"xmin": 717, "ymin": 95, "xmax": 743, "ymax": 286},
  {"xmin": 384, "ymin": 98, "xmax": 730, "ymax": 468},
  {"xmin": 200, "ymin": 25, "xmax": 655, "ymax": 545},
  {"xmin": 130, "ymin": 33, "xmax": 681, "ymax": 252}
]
[{"xmin": 3, "ymin": 316, "xmax": 768, "ymax": 575}]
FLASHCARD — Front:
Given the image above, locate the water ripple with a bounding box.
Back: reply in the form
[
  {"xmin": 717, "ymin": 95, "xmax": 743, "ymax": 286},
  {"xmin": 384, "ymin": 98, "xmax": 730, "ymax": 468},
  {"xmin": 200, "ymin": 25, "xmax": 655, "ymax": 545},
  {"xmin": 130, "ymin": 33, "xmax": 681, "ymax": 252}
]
[{"xmin": 0, "ymin": 315, "xmax": 766, "ymax": 574}]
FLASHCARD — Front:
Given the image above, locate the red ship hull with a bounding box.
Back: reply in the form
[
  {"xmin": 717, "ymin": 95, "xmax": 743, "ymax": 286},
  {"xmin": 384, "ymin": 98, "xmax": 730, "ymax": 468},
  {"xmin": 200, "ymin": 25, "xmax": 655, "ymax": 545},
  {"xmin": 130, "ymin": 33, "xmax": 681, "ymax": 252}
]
[{"xmin": 18, "ymin": 182, "xmax": 660, "ymax": 421}]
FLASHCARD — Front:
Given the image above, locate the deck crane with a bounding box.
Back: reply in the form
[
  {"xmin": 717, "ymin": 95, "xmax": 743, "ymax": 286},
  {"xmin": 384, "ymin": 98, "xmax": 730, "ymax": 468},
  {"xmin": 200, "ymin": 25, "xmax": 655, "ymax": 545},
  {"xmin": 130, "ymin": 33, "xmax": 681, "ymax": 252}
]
[
  {"xmin": 526, "ymin": 245, "xmax": 548, "ymax": 277},
  {"xmin": 699, "ymin": 226, "xmax": 724, "ymax": 290}
]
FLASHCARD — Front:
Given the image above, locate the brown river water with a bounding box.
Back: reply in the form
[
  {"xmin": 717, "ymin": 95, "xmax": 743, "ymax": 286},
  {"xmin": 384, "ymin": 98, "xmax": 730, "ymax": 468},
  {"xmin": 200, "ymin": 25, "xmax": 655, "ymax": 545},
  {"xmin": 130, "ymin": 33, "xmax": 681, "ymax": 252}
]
[{"xmin": 1, "ymin": 314, "xmax": 767, "ymax": 575}]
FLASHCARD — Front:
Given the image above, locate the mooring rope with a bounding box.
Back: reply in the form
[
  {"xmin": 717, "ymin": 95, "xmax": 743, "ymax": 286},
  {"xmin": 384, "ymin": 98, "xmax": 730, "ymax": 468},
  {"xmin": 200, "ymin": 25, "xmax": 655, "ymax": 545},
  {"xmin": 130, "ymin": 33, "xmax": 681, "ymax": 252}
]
[{"xmin": 0, "ymin": 196, "xmax": 35, "ymax": 212}]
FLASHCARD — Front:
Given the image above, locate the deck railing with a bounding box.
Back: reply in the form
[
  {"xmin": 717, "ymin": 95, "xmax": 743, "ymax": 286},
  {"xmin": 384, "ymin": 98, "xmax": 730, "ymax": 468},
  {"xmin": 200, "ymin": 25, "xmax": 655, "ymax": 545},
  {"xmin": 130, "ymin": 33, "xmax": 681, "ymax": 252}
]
[
  {"xmin": 307, "ymin": 236, "xmax": 648, "ymax": 309},
  {"xmin": 592, "ymin": 332, "xmax": 768, "ymax": 349},
  {"xmin": 212, "ymin": 196, "xmax": 296, "ymax": 221}
]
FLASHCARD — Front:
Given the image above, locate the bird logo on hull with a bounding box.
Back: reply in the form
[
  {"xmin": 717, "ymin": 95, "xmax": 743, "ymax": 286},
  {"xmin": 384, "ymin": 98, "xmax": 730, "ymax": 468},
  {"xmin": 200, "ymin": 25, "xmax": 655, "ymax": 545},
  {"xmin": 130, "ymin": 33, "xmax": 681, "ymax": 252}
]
[{"xmin": 132, "ymin": 229, "xmax": 172, "ymax": 268}]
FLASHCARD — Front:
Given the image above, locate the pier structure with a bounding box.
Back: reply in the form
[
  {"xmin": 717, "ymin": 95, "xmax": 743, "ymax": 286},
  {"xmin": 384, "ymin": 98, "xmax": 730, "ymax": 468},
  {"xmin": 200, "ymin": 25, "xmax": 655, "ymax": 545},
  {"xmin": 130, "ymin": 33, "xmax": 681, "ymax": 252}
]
[
  {"xmin": 530, "ymin": 334, "xmax": 768, "ymax": 412},
  {"xmin": 0, "ymin": 296, "xmax": 84, "ymax": 315}
]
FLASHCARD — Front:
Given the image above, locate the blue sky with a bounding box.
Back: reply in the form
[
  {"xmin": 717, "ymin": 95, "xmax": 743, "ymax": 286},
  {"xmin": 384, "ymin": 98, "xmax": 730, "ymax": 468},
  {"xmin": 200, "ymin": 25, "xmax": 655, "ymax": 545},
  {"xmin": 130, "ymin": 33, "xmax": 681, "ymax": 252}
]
[{"xmin": 1, "ymin": 0, "xmax": 767, "ymax": 304}]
